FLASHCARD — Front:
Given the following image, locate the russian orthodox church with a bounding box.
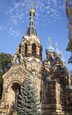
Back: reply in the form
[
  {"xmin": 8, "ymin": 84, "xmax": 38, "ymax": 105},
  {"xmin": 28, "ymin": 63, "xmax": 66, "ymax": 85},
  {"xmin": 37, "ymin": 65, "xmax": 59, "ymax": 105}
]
[{"xmin": 0, "ymin": 3, "xmax": 72, "ymax": 115}]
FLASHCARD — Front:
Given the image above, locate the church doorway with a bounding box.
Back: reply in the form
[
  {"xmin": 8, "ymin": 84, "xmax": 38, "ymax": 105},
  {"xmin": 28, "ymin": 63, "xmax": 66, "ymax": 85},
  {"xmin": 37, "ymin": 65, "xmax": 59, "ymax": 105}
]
[{"xmin": 6, "ymin": 82, "xmax": 21, "ymax": 109}]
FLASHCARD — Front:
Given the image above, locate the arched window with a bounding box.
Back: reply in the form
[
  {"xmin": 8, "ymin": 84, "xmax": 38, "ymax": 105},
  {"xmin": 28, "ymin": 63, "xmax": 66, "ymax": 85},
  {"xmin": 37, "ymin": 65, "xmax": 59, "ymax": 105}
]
[
  {"xmin": 32, "ymin": 43, "xmax": 36, "ymax": 56},
  {"xmin": 25, "ymin": 43, "xmax": 27, "ymax": 56}
]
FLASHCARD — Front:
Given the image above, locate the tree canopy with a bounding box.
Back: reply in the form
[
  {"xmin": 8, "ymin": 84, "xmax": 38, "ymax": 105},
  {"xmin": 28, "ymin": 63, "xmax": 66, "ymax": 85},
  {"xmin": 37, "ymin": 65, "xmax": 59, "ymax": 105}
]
[{"xmin": 0, "ymin": 53, "xmax": 12, "ymax": 99}]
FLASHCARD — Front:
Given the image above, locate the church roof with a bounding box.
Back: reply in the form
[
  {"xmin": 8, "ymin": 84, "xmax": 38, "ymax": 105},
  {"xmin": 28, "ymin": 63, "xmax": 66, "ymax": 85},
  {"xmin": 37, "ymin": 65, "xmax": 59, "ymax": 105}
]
[
  {"xmin": 61, "ymin": 57, "xmax": 66, "ymax": 63},
  {"xmin": 26, "ymin": 3, "xmax": 37, "ymax": 36},
  {"xmin": 47, "ymin": 45, "xmax": 54, "ymax": 52},
  {"xmin": 55, "ymin": 48, "xmax": 61, "ymax": 55}
]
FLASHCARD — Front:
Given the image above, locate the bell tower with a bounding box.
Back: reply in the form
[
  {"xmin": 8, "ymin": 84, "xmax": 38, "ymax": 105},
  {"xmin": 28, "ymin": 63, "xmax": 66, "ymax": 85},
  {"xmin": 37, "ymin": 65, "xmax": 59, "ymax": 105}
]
[
  {"xmin": 12, "ymin": 3, "xmax": 42, "ymax": 73},
  {"xmin": 16, "ymin": 3, "xmax": 42, "ymax": 60}
]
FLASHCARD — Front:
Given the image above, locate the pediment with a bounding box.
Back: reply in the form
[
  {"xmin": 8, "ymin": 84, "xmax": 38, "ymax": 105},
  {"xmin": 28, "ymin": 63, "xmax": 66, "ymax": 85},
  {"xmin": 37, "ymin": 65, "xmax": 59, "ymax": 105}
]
[{"xmin": 3, "ymin": 65, "xmax": 33, "ymax": 80}]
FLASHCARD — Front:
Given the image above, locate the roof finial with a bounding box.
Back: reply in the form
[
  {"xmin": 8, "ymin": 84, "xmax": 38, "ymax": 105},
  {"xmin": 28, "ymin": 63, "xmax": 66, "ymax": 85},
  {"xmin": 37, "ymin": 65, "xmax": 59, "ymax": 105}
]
[
  {"xmin": 29, "ymin": 2, "xmax": 35, "ymax": 16},
  {"xmin": 48, "ymin": 37, "xmax": 51, "ymax": 46},
  {"xmin": 32, "ymin": 2, "xmax": 34, "ymax": 10},
  {"xmin": 55, "ymin": 42, "xmax": 59, "ymax": 49}
]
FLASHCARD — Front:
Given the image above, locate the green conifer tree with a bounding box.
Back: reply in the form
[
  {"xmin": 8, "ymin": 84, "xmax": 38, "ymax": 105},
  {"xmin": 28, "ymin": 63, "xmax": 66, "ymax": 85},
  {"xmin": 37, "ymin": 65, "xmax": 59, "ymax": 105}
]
[
  {"xmin": 16, "ymin": 77, "xmax": 41, "ymax": 115},
  {"xmin": 0, "ymin": 53, "xmax": 12, "ymax": 99}
]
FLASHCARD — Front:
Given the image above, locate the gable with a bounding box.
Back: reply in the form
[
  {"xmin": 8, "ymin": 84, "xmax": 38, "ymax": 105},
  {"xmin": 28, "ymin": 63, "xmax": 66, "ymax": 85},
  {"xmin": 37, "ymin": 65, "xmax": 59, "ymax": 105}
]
[{"xmin": 3, "ymin": 65, "xmax": 33, "ymax": 80}]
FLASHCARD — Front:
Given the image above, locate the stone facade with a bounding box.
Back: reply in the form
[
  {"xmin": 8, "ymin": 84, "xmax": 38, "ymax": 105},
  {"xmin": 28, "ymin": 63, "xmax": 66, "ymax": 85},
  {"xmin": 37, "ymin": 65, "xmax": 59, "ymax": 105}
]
[
  {"xmin": 0, "ymin": 3, "xmax": 72, "ymax": 115},
  {"xmin": 41, "ymin": 48, "xmax": 72, "ymax": 115}
]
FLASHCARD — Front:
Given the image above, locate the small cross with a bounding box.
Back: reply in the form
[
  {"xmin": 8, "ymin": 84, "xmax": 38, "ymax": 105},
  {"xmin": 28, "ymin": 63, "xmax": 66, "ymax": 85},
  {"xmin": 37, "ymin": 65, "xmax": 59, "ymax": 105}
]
[{"xmin": 32, "ymin": 2, "xmax": 34, "ymax": 10}]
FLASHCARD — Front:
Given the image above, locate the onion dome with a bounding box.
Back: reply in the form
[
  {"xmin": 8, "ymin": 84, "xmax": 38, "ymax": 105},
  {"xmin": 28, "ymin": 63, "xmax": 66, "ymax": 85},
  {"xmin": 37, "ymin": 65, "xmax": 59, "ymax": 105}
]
[
  {"xmin": 47, "ymin": 45, "xmax": 54, "ymax": 52},
  {"xmin": 55, "ymin": 48, "xmax": 61, "ymax": 55},
  {"xmin": 61, "ymin": 57, "xmax": 66, "ymax": 63},
  {"xmin": 47, "ymin": 37, "xmax": 54, "ymax": 53}
]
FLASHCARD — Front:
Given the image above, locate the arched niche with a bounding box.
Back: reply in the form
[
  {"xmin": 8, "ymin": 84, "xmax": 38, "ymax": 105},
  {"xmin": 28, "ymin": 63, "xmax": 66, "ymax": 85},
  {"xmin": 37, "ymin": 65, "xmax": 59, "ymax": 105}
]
[
  {"xmin": 11, "ymin": 82, "xmax": 21, "ymax": 94},
  {"xmin": 6, "ymin": 82, "xmax": 21, "ymax": 109}
]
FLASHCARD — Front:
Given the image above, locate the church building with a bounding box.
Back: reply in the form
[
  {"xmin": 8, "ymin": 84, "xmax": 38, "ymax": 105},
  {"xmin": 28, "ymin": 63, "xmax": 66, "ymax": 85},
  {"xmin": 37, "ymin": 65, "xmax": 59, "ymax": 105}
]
[{"xmin": 0, "ymin": 3, "xmax": 72, "ymax": 115}]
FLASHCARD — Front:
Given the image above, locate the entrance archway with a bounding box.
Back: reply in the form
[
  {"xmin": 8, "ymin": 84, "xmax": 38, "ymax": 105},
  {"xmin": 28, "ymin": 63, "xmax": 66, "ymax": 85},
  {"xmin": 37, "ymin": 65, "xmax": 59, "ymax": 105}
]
[{"xmin": 6, "ymin": 82, "xmax": 21, "ymax": 109}]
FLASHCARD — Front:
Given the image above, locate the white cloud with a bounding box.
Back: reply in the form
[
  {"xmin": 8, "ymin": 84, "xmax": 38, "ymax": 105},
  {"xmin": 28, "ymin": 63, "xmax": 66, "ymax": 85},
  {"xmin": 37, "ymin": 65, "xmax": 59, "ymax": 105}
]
[
  {"xmin": 0, "ymin": 0, "xmax": 66, "ymax": 36},
  {"xmin": 6, "ymin": 0, "xmax": 65, "ymax": 25},
  {"xmin": 8, "ymin": 27, "xmax": 21, "ymax": 38}
]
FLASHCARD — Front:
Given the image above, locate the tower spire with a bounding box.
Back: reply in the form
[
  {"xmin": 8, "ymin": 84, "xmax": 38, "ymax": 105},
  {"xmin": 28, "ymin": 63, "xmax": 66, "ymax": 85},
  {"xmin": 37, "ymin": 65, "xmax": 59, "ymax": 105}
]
[
  {"xmin": 26, "ymin": 3, "xmax": 37, "ymax": 36},
  {"xmin": 29, "ymin": 2, "xmax": 35, "ymax": 16}
]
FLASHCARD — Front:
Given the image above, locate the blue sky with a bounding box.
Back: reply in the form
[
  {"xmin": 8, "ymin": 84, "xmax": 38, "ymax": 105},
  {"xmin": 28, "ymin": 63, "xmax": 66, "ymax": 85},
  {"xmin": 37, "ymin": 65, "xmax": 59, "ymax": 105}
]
[{"xmin": 0, "ymin": 0, "xmax": 71, "ymax": 70}]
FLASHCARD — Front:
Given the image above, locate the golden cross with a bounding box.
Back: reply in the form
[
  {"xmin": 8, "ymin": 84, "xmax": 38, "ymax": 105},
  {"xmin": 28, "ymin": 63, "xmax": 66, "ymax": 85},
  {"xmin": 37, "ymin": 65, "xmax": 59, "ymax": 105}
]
[{"xmin": 32, "ymin": 2, "xmax": 34, "ymax": 10}]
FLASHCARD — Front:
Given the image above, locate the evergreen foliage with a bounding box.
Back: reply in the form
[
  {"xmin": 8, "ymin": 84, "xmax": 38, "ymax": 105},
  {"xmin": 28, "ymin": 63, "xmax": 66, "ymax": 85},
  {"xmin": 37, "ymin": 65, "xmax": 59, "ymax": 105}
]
[
  {"xmin": 0, "ymin": 53, "xmax": 12, "ymax": 99},
  {"xmin": 16, "ymin": 77, "xmax": 41, "ymax": 115}
]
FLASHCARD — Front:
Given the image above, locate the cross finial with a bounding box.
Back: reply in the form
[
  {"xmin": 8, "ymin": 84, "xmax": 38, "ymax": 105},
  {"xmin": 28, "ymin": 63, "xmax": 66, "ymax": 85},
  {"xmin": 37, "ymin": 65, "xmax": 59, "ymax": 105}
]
[
  {"xmin": 55, "ymin": 42, "xmax": 59, "ymax": 49},
  {"xmin": 29, "ymin": 2, "xmax": 35, "ymax": 16},
  {"xmin": 32, "ymin": 2, "xmax": 34, "ymax": 10},
  {"xmin": 48, "ymin": 37, "xmax": 51, "ymax": 46}
]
